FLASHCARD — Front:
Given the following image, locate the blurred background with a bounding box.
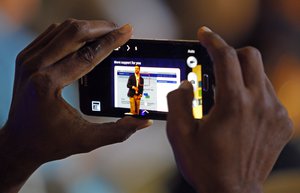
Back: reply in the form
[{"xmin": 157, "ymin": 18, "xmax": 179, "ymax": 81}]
[{"xmin": 1, "ymin": 0, "xmax": 300, "ymax": 192}]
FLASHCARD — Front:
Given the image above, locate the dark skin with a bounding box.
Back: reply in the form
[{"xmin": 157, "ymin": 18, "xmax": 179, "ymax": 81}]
[
  {"xmin": 0, "ymin": 20, "xmax": 294, "ymax": 193},
  {"xmin": 0, "ymin": 19, "xmax": 152, "ymax": 193},
  {"xmin": 167, "ymin": 27, "xmax": 294, "ymax": 193}
]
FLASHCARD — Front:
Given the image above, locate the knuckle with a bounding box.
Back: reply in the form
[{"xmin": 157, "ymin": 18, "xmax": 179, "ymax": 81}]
[
  {"xmin": 256, "ymin": 91, "xmax": 279, "ymax": 112},
  {"xmin": 272, "ymin": 104, "xmax": 295, "ymax": 140},
  {"xmin": 275, "ymin": 105, "xmax": 290, "ymax": 122},
  {"xmin": 16, "ymin": 49, "xmax": 36, "ymax": 67},
  {"xmin": 47, "ymin": 23, "xmax": 59, "ymax": 30},
  {"xmin": 51, "ymin": 23, "xmax": 59, "ymax": 28},
  {"xmin": 66, "ymin": 19, "xmax": 88, "ymax": 36},
  {"xmin": 274, "ymin": 103, "xmax": 293, "ymax": 122},
  {"xmin": 64, "ymin": 18, "xmax": 77, "ymax": 25},
  {"xmin": 77, "ymin": 46, "xmax": 96, "ymax": 64},
  {"xmin": 240, "ymin": 46, "xmax": 262, "ymax": 58},
  {"xmin": 16, "ymin": 54, "xmax": 38, "ymax": 68},
  {"xmin": 217, "ymin": 46, "xmax": 237, "ymax": 60},
  {"xmin": 16, "ymin": 51, "xmax": 26, "ymax": 66},
  {"xmin": 15, "ymin": 56, "xmax": 42, "ymax": 78},
  {"xmin": 101, "ymin": 32, "xmax": 117, "ymax": 46},
  {"xmin": 88, "ymin": 33, "xmax": 117, "ymax": 56}
]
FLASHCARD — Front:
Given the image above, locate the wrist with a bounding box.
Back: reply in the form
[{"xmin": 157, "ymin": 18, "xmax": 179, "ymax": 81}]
[{"xmin": 0, "ymin": 125, "xmax": 41, "ymax": 193}]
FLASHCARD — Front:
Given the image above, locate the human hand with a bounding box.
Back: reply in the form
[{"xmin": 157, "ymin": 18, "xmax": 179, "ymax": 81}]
[
  {"xmin": 0, "ymin": 19, "xmax": 152, "ymax": 192},
  {"xmin": 166, "ymin": 27, "xmax": 294, "ymax": 193},
  {"xmin": 133, "ymin": 86, "xmax": 138, "ymax": 92}
]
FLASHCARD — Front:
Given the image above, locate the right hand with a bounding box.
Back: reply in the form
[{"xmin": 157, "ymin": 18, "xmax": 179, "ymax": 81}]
[
  {"xmin": 132, "ymin": 86, "xmax": 138, "ymax": 92},
  {"xmin": 166, "ymin": 27, "xmax": 294, "ymax": 193}
]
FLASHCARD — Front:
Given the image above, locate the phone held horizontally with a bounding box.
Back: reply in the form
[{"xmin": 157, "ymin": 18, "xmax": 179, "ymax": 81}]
[{"xmin": 79, "ymin": 39, "xmax": 214, "ymax": 120}]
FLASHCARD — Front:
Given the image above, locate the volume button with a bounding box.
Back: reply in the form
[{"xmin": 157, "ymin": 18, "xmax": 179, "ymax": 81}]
[{"xmin": 203, "ymin": 74, "xmax": 209, "ymax": 91}]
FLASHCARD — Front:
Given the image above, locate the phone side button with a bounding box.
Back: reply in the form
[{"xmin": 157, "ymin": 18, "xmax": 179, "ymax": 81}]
[{"xmin": 203, "ymin": 74, "xmax": 209, "ymax": 92}]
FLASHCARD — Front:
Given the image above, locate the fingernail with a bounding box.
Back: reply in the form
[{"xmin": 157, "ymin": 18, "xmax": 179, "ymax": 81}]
[
  {"xmin": 118, "ymin": 24, "xmax": 133, "ymax": 34},
  {"xmin": 201, "ymin": 26, "xmax": 212, "ymax": 33}
]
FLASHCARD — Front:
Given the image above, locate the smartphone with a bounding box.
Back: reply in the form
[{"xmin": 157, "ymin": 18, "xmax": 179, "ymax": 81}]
[{"xmin": 79, "ymin": 39, "xmax": 214, "ymax": 120}]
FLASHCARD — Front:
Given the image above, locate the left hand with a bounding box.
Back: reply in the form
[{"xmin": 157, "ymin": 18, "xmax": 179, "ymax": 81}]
[{"xmin": 0, "ymin": 19, "xmax": 152, "ymax": 193}]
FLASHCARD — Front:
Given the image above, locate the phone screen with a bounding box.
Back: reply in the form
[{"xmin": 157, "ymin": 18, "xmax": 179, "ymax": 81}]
[
  {"xmin": 79, "ymin": 39, "xmax": 213, "ymax": 120},
  {"xmin": 112, "ymin": 57, "xmax": 203, "ymax": 118}
]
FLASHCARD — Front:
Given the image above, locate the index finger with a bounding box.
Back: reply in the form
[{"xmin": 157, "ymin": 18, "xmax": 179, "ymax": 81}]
[
  {"xmin": 29, "ymin": 19, "xmax": 118, "ymax": 68},
  {"xmin": 197, "ymin": 27, "xmax": 245, "ymax": 97},
  {"xmin": 167, "ymin": 81, "xmax": 195, "ymax": 136}
]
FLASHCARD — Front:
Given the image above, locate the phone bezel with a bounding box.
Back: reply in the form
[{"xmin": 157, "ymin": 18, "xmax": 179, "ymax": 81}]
[{"xmin": 79, "ymin": 39, "xmax": 214, "ymax": 120}]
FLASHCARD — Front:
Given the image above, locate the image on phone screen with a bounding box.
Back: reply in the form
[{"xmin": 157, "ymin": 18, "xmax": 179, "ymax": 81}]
[{"xmin": 79, "ymin": 39, "xmax": 214, "ymax": 120}]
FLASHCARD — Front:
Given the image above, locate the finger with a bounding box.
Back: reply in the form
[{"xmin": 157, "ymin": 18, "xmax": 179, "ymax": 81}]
[
  {"xmin": 29, "ymin": 19, "xmax": 118, "ymax": 69},
  {"xmin": 79, "ymin": 116, "xmax": 153, "ymax": 152},
  {"xmin": 16, "ymin": 23, "xmax": 59, "ymax": 65},
  {"xmin": 22, "ymin": 21, "xmax": 82, "ymax": 65},
  {"xmin": 197, "ymin": 27, "xmax": 244, "ymax": 96},
  {"xmin": 167, "ymin": 81, "xmax": 195, "ymax": 136},
  {"xmin": 48, "ymin": 24, "xmax": 133, "ymax": 87},
  {"xmin": 237, "ymin": 47, "xmax": 265, "ymax": 90},
  {"xmin": 14, "ymin": 24, "xmax": 59, "ymax": 97}
]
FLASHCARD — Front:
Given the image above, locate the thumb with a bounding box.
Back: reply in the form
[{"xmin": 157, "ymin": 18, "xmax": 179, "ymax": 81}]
[{"xmin": 79, "ymin": 116, "xmax": 153, "ymax": 152}]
